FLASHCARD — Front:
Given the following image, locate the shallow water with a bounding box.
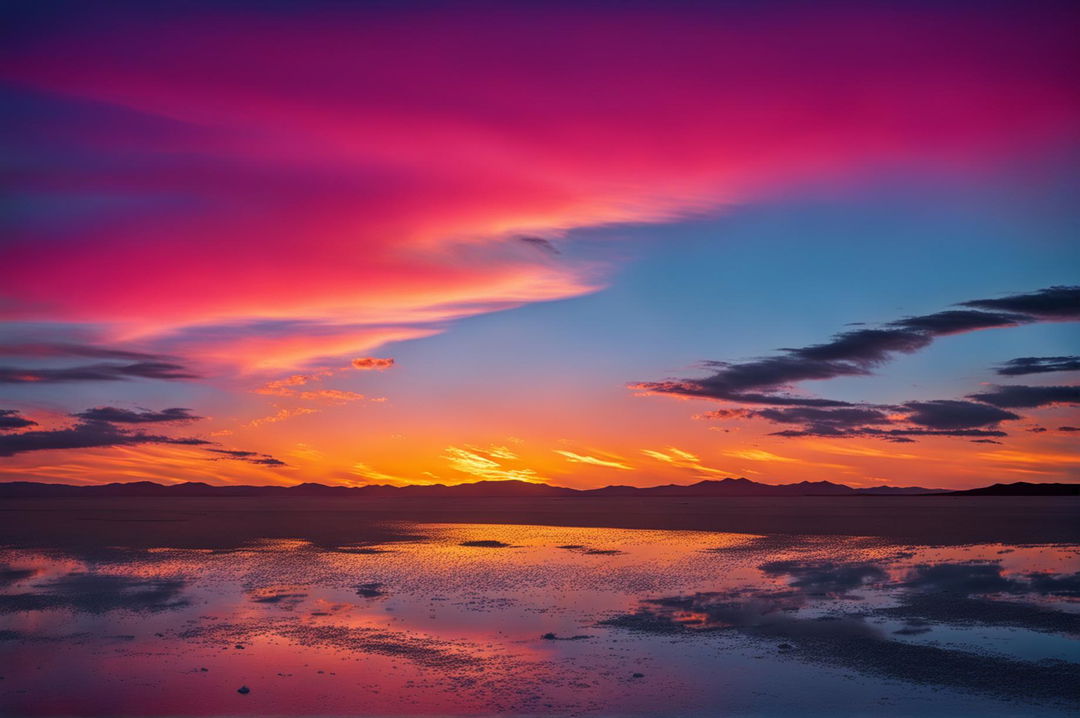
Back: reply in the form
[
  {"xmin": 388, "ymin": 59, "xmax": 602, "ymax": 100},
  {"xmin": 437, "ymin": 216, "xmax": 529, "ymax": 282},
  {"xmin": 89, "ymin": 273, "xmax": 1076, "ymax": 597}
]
[{"xmin": 1, "ymin": 522, "xmax": 1078, "ymax": 716}]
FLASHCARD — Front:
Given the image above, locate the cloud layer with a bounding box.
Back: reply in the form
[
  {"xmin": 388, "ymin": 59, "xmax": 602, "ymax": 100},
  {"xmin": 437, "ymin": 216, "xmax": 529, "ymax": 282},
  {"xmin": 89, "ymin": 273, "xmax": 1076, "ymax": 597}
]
[{"xmin": 3, "ymin": 4, "xmax": 1078, "ymax": 371}]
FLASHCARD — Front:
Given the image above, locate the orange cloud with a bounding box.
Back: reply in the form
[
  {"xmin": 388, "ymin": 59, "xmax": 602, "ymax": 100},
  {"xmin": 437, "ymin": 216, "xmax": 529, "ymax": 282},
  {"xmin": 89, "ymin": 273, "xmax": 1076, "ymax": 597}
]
[
  {"xmin": 798, "ymin": 440, "xmax": 920, "ymax": 460},
  {"xmin": 349, "ymin": 461, "xmax": 416, "ymax": 486},
  {"xmin": 444, "ymin": 446, "xmax": 542, "ymax": 483},
  {"xmin": 255, "ymin": 372, "xmax": 369, "ymax": 404},
  {"xmin": 245, "ymin": 407, "xmax": 319, "ymax": 428},
  {"xmin": 554, "ymin": 450, "xmax": 633, "ymax": 471},
  {"xmin": 641, "ymin": 447, "xmax": 731, "ymax": 477},
  {"xmin": 352, "ymin": 357, "xmax": 395, "ymax": 371},
  {"xmin": 976, "ymin": 449, "xmax": 1080, "ymax": 465},
  {"xmin": 256, "ymin": 372, "xmax": 333, "ymax": 394}
]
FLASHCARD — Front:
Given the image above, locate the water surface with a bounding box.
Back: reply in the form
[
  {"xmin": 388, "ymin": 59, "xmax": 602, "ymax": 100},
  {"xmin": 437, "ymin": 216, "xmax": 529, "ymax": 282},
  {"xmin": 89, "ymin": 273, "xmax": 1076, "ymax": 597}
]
[{"xmin": 1, "ymin": 518, "xmax": 1078, "ymax": 716}]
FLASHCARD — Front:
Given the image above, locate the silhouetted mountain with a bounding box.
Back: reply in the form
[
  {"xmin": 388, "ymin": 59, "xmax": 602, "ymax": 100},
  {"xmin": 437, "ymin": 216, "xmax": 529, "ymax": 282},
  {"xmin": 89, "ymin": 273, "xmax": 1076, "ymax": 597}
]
[
  {"xmin": 585, "ymin": 478, "xmax": 882, "ymax": 497},
  {"xmin": 944, "ymin": 482, "xmax": 1080, "ymax": 496},
  {"xmin": 0, "ymin": 477, "xmax": 965, "ymax": 498}
]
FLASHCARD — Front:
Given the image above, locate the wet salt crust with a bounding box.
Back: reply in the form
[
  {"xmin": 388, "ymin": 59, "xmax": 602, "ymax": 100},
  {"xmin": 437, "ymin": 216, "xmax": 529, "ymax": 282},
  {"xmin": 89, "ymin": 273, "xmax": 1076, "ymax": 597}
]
[{"xmin": 0, "ymin": 518, "xmax": 1077, "ymax": 716}]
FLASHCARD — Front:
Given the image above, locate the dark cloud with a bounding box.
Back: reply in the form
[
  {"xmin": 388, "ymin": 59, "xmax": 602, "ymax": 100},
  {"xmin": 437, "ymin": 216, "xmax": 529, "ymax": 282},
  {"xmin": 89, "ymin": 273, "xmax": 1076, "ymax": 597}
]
[
  {"xmin": 73, "ymin": 407, "xmax": 202, "ymax": 424},
  {"xmin": 888, "ymin": 310, "xmax": 1029, "ymax": 334},
  {"xmin": 870, "ymin": 428, "xmax": 1009, "ymax": 438},
  {"xmin": 0, "ymin": 343, "xmax": 165, "ymax": 361},
  {"xmin": 1060, "ymin": 426, "xmax": 1079, "ymax": 432},
  {"xmin": 970, "ymin": 438, "xmax": 1002, "ymax": 444},
  {"xmin": 517, "ymin": 236, "xmax": 560, "ymax": 254},
  {"xmin": 635, "ymin": 286, "xmax": 1079, "ymax": 442},
  {"xmin": 753, "ymin": 406, "xmax": 891, "ymax": 428},
  {"xmin": 0, "ymin": 361, "xmax": 197, "ymax": 383},
  {"xmin": 968, "ymin": 385, "xmax": 1080, "ymax": 408},
  {"xmin": 713, "ymin": 392, "xmax": 856, "ymax": 408},
  {"xmin": 0, "ymin": 409, "xmax": 37, "ymax": 431},
  {"xmin": 206, "ymin": 448, "xmax": 286, "ymax": 466},
  {"xmin": 722, "ymin": 396, "xmax": 1020, "ymax": 440},
  {"xmin": 636, "ymin": 351, "xmax": 903, "ymax": 405},
  {"xmin": 0, "ymin": 341, "xmax": 196, "ymax": 384},
  {"xmin": 0, "ymin": 421, "xmax": 211, "ymax": 457},
  {"xmin": 959, "ymin": 285, "xmax": 1080, "ymax": 319},
  {"xmin": 635, "ymin": 286, "xmax": 1076, "ymax": 408},
  {"xmin": 785, "ymin": 328, "xmax": 932, "ymax": 362},
  {"xmin": 726, "ymin": 405, "xmax": 894, "ymax": 436},
  {"xmin": 0, "ymin": 407, "xmax": 284, "ymax": 467},
  {"xmin": 995, "ymin": 355, "xmax": 1080, "ymax": 376},
  {"xmin": 772, "ymin": 427, "xmax": 1006, "ymax": 439},
  {"xmin": 902, "ymin": 400, "xmax": 1020, "ymax": 430}
]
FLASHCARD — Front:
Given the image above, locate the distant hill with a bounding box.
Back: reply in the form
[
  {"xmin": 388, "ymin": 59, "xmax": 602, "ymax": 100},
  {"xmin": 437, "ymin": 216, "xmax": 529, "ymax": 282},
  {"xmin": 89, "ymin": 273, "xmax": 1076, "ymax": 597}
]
[
  {"xmin": 0, "ymin": 477, "xmax": 960, "ymax": 498},
  {"xmin": 943, "ymin": 482, "xmax": 1080, "ymax": 496}
]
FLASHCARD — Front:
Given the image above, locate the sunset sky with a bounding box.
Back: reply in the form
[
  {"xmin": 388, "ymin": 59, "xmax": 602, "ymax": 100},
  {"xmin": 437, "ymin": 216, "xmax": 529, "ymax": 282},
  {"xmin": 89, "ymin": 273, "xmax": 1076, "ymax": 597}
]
[{"xmin": 2, "ymin": 0, "xmax": 1078, "ymax": 489}]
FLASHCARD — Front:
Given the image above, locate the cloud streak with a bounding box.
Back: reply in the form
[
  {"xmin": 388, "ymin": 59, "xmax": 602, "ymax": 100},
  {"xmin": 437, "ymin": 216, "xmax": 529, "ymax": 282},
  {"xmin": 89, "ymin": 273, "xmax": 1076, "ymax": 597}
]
[
  {"xmin": 554, "ymin": 450, "xmax": 633, "ymax": 471},
  {"xmin": 639, "ymin": 287, "xmax": 1079, "ymax": 441},
  {"xmin": 995, "ymin": 356, "xmax": 1080, "ymax": 376},
  {"xmin": 0, "ymin": 421, "xmax": 211, "ymax": 457},
  {"xmin": 72, "ymin": 407, "xmax": 202, "ymax": 424},
  {"xmin": 0, "ymin": 361, "xmax": 197, "ymax": 384},
  {"xmin": 0, "ymin": 410, "xmax": 38, "ymax": 431},
  {"xmin": 0, "ymin": 406, "xmax": 285, "ymax": 469},
  {"xmin": 636, "ymin": 289, "xmax": 1075, "ymax": 405}
]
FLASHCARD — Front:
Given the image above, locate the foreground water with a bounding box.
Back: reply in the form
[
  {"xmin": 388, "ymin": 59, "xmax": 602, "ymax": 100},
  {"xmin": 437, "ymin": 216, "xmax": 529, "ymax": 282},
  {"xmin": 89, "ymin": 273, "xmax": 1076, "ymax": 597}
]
[{"xmin": 1, "ymin": 521, "xmax": 1078, "ymax": 716}]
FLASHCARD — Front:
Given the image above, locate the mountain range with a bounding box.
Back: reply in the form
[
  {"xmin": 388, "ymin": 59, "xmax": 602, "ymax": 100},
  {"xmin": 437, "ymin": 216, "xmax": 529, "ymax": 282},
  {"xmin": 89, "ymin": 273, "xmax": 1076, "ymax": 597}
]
[{"xmin": 0, "ymin": 477, "xmax": 1073, "ymax": 498}]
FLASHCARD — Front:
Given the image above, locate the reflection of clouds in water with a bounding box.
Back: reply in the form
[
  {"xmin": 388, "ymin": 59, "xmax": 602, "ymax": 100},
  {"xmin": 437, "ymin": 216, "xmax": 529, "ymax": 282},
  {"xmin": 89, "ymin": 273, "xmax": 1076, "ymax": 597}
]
[
  {"xmin": 882, "ymin": 593, "xmax": 1080, "ymax": 634},
  {"xmin": 176, "ymin": 618, "xmax": 483, "ymax": 670},
  {"xmin": 355, "ymin": 582, "xmax": 385, "ymax": 598},
  {"xmin": 247, "ymin": 587, "xmax": 309, "ymax": 609},
  {"xmin": 604, "ymin": 553, "xmax": 1080, "ymax": 704},
  {"xmin": 0, "ymin": 566, "xmax": 37, "ymax": 587},
  {"xmin": 604, "ymin": 589, "xmax": 1080, "ymax": 704},
  {"xmin": 759, "ymin": 559, "xmax": 887, "ymax": 595},
  {"xmin": 0, "ymin": 572, "xmax": 187, "ymax": 613},
  {"xmin": 903, "ymin": 561, "xmax": 1080, "ymax": 598},
  {"xmin": 1027, "ymin": 572, "xmax": 1080, "ymax": 597},
  {"xmin": 903, "ymin": 561, "xmax": 1022, "ymax": 594},
  {"xmin": 1, "ymin": 528, "xmax": 1078, "ymax": 715}
]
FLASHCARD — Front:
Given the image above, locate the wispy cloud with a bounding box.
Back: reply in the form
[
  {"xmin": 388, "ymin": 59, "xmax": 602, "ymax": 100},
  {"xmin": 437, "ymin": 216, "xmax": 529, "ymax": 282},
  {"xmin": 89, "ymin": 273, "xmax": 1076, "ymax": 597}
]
[
  {"xmin": 244, "ymin": 407, "xmax": 319, "ymax": 428},
  {"xmin": 444, "ymin": 446, "xmax": 541, "ymax": 482},
  {"xmin": 554, "ymin": 450, "xmax": 633, "ymax": 471},
  {"xmin": 640, "ymin": 447, "xmax": 731, "ymax": 477}
]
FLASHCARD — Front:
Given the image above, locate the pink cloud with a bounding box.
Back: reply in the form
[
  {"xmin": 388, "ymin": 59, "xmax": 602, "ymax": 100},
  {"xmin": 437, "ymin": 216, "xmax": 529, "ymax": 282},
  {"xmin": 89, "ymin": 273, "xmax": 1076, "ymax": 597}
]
[{"xmin": 2, "ymin": 3, "xmax": 1077, "ymax": 370}]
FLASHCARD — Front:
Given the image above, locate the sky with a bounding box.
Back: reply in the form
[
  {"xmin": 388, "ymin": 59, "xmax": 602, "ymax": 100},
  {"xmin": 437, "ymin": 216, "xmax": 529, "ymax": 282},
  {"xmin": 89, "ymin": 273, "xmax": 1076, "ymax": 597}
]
[{"xmin": 1, "ymin": 0, "xmax": 1078, "ymax": 489}]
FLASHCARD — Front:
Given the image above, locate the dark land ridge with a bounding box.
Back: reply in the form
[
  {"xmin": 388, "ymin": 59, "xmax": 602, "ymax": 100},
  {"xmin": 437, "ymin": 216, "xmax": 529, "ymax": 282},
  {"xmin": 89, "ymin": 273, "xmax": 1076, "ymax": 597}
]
[{"xmin": 0, "ymin": 477, "xmax": 1076, "ymax": 498}]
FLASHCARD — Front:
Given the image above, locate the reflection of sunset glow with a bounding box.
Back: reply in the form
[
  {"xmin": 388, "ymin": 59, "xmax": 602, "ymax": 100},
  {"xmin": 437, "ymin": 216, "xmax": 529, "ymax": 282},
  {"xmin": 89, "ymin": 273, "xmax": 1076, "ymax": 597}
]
[{"xmin": 3, "ymin": 524, "xmax": 1077, "ymax": 715}]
